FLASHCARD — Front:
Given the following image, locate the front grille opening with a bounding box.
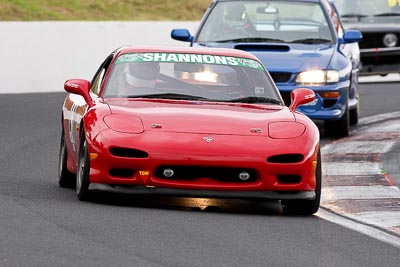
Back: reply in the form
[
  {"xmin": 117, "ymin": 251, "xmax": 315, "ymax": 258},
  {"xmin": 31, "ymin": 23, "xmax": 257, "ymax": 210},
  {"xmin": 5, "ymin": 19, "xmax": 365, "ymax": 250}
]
[
  {"xmin": 109, "ymin": 147, "xmax": 149, "ymax": 158},
  {"xmin": 270, "ymin": 72, "xmax": 292, "ymax": 83},
  {"xmin": 323, "ymin": 99, "xmax": 337, "ymax": 108},
  {"xmin": 155, "ymin": 166, "xmax": 258, "ymax": 182},
  {"xmin": 267, "ymin": 154, "xmax": 304, "ymax": 163},
  {"xmin": 277, "ymin": 175, "xmax": 301, "ymax": 184},
  {"xmin": 109, "ymin": 168, "xmax": 135, "ymax": 178}
]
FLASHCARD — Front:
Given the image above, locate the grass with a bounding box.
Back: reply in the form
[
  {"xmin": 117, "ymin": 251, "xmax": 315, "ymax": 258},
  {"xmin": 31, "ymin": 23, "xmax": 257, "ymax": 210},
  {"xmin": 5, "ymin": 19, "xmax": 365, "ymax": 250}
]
[{"xmin": 0, "ymin": 0, "xmax": 212, "ymax": 21}]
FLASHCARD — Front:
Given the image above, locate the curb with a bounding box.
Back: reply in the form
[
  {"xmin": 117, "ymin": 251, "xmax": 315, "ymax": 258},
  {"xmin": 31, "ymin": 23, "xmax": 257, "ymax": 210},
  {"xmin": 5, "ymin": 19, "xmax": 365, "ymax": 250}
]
[{"xmin": 321, "ymin": 112, "xmax": 400, "ymax": 237}]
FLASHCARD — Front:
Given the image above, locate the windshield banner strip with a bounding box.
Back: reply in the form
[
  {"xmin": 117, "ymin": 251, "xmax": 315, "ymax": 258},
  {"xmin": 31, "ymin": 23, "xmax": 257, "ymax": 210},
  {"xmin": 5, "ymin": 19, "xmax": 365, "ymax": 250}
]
[{"xmin": 115, "ymin": 53, "xmax": 264, "ymax": 70}]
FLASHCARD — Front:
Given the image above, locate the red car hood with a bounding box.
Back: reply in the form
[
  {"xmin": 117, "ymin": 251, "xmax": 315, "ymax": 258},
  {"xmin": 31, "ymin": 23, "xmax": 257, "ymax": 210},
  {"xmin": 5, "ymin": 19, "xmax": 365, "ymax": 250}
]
[{"xmin": 104, "ymin": 99, "xmax": 294, "ymax": 136}]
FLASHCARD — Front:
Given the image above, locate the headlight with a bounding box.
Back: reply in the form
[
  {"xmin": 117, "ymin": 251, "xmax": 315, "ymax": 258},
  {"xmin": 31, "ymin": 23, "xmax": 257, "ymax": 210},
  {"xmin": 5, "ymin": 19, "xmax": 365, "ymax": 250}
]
[
  {"xmin": 268, "ymin": 122, "xmax": 306, "ymax": 139},
  {"xmin": 383, "ymin": 33, "xmax": 398, "ymax": 47},
  {"xmin": 103, "ymin": 114, "xmax": 144, "ymax": 133},
  {"xmin": 295, "ymin": 70, "xmax": 339, "ymax": 85}
]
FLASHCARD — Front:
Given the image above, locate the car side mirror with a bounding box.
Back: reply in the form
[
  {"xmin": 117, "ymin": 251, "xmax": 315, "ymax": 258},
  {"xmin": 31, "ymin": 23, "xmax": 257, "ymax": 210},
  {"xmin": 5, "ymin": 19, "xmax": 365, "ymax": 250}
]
[
  {"xmin": 340, "ymin": 30, "xmax": 363, "ymax": 44},
  {"xmin": 64, "ymin": 79, "xmax": 94, "ymax": 107},
  {"xmin": 171, "ymin": 29, "xmax": 193, "ymax": 43},
  {"xmin": 289, "ymin": 88, "xmax": 315, "ymax": 112}
]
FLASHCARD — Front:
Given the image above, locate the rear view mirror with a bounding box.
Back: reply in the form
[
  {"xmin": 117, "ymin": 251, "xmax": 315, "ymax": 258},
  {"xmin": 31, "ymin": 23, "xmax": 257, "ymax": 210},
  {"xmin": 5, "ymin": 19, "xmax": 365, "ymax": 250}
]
[{"xmin": 257, "ymin": 6, "xmax": 278, "ymax": 14}]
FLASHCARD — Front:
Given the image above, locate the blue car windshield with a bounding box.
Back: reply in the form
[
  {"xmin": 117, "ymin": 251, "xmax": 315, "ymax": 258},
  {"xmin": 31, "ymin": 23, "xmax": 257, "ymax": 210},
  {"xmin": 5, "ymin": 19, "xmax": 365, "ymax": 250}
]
[
  {"xmin": 197, "ymin": 1, "xmax": 334, "ymax": 44},
  {"xmin": 334, "ymin": 0, "xmax": 400, "ymax": 19}
]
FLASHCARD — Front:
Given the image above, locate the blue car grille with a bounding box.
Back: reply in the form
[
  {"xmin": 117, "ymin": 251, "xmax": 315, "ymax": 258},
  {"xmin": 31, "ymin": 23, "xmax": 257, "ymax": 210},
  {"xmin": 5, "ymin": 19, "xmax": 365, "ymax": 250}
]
[{"xmin": 270, "ymin": 72, "xmax": 292, "ymax": 83}]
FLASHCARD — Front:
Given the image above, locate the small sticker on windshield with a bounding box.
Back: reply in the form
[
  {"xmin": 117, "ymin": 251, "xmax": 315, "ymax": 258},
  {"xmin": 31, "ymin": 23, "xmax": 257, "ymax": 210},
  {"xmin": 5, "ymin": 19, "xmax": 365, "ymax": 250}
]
[{"xmin": 255, "ymin": 87, "xmax": 265, "ymax": 96}]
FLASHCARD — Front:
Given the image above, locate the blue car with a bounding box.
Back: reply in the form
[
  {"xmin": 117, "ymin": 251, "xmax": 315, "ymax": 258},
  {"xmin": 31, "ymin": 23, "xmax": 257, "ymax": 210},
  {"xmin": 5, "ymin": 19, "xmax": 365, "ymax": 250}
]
[{"xmin": 172, "ymin": 0, "xmax": 362, "ymax": 137}]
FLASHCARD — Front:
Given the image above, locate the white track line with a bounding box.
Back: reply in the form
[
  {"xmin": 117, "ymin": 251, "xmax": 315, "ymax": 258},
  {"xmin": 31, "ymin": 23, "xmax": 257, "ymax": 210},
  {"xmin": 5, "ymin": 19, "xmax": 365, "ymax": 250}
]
[
  {"xmin": 348, "ymin": 211, "xmax": 400, "ymax": 228},
  {"xmin": 322, "ymin": 186, "xmax": 400, "ymax": 201},
  {"xmin": 358, "ymin": 111, "xmax": 400, "ymax": 126},
  {"xmin": 317, "ymin": 209, "xmax": 400, "ymax": 248},
  {"xmin": 322, "ymin": 141, "xmax": 396, "ymax": 154},
  {"xmin": 323, "ymin": 162, "xmax": 382, "ymax": 176}
]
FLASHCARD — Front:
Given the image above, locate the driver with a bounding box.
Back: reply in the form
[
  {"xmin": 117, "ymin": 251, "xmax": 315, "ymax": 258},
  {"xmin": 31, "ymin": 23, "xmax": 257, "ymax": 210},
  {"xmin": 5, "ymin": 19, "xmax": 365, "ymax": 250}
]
[
  {"xmin": 221, "ymin": 4, "xmax": 255, "ymax": 36},
  {"xmin": 125, "ymin": 61, "xmax": 160, "ymax": 89}
]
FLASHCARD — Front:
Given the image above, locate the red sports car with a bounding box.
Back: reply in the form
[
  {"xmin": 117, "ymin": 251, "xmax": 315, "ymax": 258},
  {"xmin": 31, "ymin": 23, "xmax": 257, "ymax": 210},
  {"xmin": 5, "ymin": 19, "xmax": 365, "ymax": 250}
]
[{"xmin": 59, "ymin": 46, "xmax": 321, "ymax": 215}]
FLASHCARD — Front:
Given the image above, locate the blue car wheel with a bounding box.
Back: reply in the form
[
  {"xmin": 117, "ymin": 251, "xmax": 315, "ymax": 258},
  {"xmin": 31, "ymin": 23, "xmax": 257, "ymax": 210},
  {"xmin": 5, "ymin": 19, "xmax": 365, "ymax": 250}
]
[{"xmin": 324, "ymin": 104, "xmax": 350, "ymax": 137}]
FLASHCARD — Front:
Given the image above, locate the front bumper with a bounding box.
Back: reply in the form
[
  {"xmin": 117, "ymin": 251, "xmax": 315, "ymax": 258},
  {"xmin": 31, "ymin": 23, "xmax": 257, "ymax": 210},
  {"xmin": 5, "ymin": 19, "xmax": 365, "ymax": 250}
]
[
  {"xmin": 89, "ymin": 183, "xmax": 316, "ymax": 200},
  {"xmin": 86, "ymin": 129, "xmax": 319, "ymax": 195}
]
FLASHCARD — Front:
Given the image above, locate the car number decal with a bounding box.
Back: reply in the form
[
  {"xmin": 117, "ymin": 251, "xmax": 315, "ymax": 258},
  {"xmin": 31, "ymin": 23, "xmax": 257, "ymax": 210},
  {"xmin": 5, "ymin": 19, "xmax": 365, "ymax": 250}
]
[{"xmin": 255, "ymin": 87, "xmax": 265, "ymax": 96}]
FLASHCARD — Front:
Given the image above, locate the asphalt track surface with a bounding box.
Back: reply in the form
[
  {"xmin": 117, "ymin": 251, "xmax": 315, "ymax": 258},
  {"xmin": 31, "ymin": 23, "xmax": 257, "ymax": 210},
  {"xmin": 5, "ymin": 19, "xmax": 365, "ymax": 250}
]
[{"xmin": 0, "ymin": 82, "xmax": 399, "ymax": 266}]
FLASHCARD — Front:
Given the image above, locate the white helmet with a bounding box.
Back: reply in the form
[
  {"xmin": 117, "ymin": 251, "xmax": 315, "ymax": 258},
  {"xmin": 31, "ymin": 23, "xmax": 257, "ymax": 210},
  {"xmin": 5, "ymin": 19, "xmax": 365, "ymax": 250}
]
[
  {"xmin": 222, "ymin": 4, "xmax": 249, "ymax": 30},
  {"xmin": 125, "ymin": 61, "xmax": 160, "ymax": 88}
]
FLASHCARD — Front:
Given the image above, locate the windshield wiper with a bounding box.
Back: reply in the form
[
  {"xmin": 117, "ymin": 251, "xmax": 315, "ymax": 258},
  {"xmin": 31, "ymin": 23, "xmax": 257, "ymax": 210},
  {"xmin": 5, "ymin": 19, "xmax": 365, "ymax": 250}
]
[
  {"xmin": 291, "ymin": 38, "xmax": 331, "ymax": 44},
  {"xmin": 228, "ymin": 96, "xmax": 282, "ymax": 105},
  {"xmin": 374, "ymin": 12, "xmax": 400, "ymax": 17},
  {"xmin": 216, "ymin": 37, "xmax": 285, "ymax": 43},
  {"xmin": 128, "ymin": 93, "xmax": 208, "ymax": 101},
  {"xmin": 341, "ymin": 13, "xmax": 368, "ymax": 19}
]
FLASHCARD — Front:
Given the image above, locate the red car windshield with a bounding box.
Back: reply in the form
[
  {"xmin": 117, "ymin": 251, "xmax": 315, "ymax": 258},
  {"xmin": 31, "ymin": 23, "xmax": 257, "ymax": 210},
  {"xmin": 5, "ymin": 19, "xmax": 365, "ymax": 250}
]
[{"xmin": 102, "ymin": 52, "xmax": 282, "ymax": 104}]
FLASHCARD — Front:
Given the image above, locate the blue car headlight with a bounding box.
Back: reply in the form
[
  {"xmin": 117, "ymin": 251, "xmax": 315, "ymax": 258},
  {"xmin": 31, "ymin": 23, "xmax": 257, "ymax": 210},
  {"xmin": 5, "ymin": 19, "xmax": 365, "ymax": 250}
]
[{"xmin": 295, "ymin": 70, "xmax": 339, "ymax": 85}]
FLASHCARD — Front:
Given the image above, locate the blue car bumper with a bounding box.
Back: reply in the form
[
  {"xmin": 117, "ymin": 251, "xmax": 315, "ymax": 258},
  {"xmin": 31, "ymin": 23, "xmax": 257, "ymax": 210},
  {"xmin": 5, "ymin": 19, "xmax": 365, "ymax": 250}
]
[{"xmin": 278, "ymin": 81, "xmax": 351, "ymax": 121}]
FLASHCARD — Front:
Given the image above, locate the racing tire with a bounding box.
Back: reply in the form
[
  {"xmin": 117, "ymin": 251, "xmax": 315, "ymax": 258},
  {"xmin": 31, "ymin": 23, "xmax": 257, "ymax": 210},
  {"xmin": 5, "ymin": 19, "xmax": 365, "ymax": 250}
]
[
  {"xmin": 349, "ymin": 106, "xmax": 359, "ymax": 126},
  {"xmin": 324, "ymin": 106, "xmax": 349, "ymax": 138},
  {"xmin": 58, "ymin": 129, "xmax": 75, "ymax": 188},
  {"xmin": 281, "ymin": 148, "xmax": 321, "ymax": 215},
  {"xmin": 76, "ymin": 130, "xmax": 92, "ymax": 201}
]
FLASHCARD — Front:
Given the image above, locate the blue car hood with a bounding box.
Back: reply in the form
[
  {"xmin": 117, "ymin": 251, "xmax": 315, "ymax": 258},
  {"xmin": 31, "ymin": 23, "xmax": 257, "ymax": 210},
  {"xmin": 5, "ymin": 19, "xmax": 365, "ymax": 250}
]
[{"xmin": 197, "ymin": 43, "xmax": 335, "ymax": 73}]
